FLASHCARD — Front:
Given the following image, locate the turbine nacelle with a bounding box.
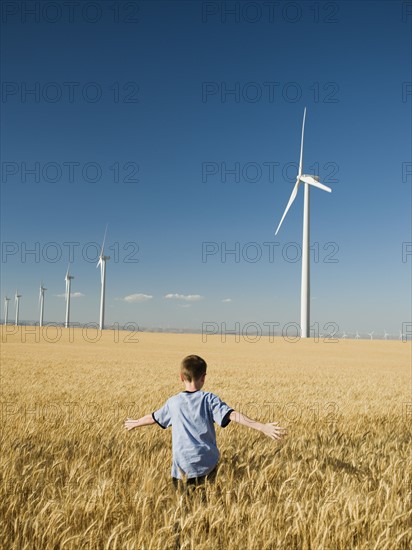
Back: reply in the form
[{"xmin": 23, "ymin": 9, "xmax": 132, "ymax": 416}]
[
  {"xmin": 65, "ymin": 270, "xmax": 74, "ymax": 282},
  {"xmin": 97, "ymin": 255, "xmax": 111, "ymax": 266}
]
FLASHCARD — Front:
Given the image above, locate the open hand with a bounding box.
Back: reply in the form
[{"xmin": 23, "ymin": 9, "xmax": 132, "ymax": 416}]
[
  {"xmin": 261, "ymin": 422, "xmax": 287, "ymax": 441},
  {"xmin": 124, "ymin": 418, "xmax": 139, "ymax": 431}
]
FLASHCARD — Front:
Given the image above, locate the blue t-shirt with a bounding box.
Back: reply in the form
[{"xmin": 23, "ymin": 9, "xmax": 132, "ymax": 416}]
[{"xmin": 152, "ymin": 390, "xmax": 234, "ymax": 480}]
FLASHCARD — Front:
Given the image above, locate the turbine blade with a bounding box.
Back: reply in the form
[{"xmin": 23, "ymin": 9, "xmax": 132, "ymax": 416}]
[
  {"xmin": 100, "ymin": 224, "xmax": 108, "ymax": 256},
  {"xmin": 298, "ymin": 107, "xmax": 306, "ymax": 178},
  {"xmin": 300, "ymin": 175, "xmax": 332, "ymax": 193},
  {"xmin": 66, "ymin": 263, "xmax": 70, "ymax": 279},
  {"xmin": 275, "ymin": 180, "xmax": 300, "ymax": 235}
]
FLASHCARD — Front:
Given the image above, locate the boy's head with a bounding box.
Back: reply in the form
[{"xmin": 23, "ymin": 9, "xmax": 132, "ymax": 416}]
[{"xmin": 180, "ymin": 355, "xmax": 207, "ymax": 383}]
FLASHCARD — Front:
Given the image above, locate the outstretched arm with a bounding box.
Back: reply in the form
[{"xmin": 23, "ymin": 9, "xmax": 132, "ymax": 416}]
[
  {"xmin": 125, "ymin": 414, "xmax": 156, "ymax": 431},
  {"xmin": 229, "ymin": 410, "xmax": 287, "ymax": 441}
]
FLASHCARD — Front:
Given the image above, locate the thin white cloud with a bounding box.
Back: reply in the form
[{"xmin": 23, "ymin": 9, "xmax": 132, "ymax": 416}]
[
  {"xmin": 164, "ymin": 293, "xmax": 204, "ymax": 302},
  {"xmin": 55, "ymin": 292, "xmax": 85, "ymax": 298},
  {"xmin": 222, "ymin": 298, "xmax": 232, "ymax": 303},
  {"xmin": 123, "ymin": 293, "xmax": 153, "ymax": 303}
]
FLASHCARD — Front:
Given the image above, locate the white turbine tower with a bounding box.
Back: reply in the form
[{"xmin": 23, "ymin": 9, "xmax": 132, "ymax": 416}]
[
  {"xmin": 65, "ymin": 264, "xmax": 74, "ymax": 328},
  {"xmin": 4, "ymin": 296, "xmax": 10, "ymax": 325},
  {"xmin": 39, "ymin": 283, "xmax": 47, "ymax": 327},
  {"xmin": 368, "ymin": 331, "xmax": 374, "ymax": 340},
  {"xmin": 275, "ymin": 108, "xmax": 332, "ymax": 338},
  {"xmin": 355, "ymin": 330, "xmax": 360, "ymax": 340},
  {"xmin": 15, "ymin": 290, "xmax": 21, "ymax": 326},
  {"xmin": 383, "ymin": 329, "xmax": 389, "ymax": 340},
  {"xmin": 399, "ymin": 330, "xmax": 404, "ymax": 341},
  {"xmin": 97, "ymin": 226, "xmax": 110, "ymax": 330},
  {"xmin": 342, "ymin": 330, "xmax": 347, "ymax": 340}
]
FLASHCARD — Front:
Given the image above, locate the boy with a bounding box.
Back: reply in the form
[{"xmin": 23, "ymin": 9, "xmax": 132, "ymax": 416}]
[{"xmin": 124, "ymin": 355, "xmax": 287, "ymax": 486}]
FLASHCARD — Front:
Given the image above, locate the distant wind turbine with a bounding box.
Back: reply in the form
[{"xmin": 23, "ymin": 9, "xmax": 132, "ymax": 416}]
[
  {"xmin": 65, "ymin": 264, "xmax": 74, "ymax": 328},
  {"xmin": 368, "ymin": 331, "xmax": 374, "ymax": 340},
  {"xmin": 4, "ymin": 296, "xmax": 10, "ymax": 325},
  {"xmin": 97, "ymin": 226, "xmax": 110, "ymax": 330},
  {"xmin": 383, "ymin": 329, "xmax": 389, "ymax": 340},
  {"xmin": 399, "ymin": 330, "xmax": 404, "ymax": 341},
  {"xmin": 15, "ymin": 290, "xmax": 21, "ymax": 326},
  {"xmin": 355, "ymin": 330, "xmax": 360, "ymax": 340},
  {"xmin": 342, "ymin": 330, "xmax": 347, "ymax": 340},
  {"xmin": 39, "ymin": 283, "xmax": 47, "ymax": 327},
  {"xmin": 274, "ymin": 108, "xmax": 332, "ymax": 338}
]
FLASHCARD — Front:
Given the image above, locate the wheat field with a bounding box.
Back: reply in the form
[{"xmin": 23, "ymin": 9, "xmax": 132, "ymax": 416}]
[{"xmin": 1, "ymin": 326, "xmax": 411, "ymax": 549}]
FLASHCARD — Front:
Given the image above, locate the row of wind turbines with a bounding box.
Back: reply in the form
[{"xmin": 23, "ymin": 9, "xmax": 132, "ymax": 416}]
[
  {"xmin": 1, "ymin": 110, "xmax": 406, "ymax": 339},
  {"xmin": 4, "ymin": 281, "xmax": 404, "ymax": 340},
  {"xmin": 339, "ymin": 330, "xmax": 406, "ymax": 340},
  {"xmin": 3, "ymin": 227, "xmax": 110, "ymax": 330}
]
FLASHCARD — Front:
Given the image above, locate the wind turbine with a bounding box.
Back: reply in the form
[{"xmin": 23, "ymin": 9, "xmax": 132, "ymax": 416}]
[
  {"xmin": 275, "ymin": 108, "xmax": 332, "ymax": 338},
  {"xmin": 15, "ymin": 290, "xmax": 21, "ymax": 326},
  {"xmin": 355, "ymin": 330, "xmax": 360, "ymax": 340},
  {"xmin": 97, "ymin": 226, "xmax": 110, "ymax": 330},
  {"xmin": 399, "ymin": 330, "xmax": 405, "ymax": 341},
  {"xmin": 383, "ymin": 329, "xmax": 389, "ymax": 340},
  {"xmin": 39, "ymin": 283, "xmax": 47, "ymax": 327},
  {"xmin": 368, "ymin": 331, "xmax": 374, "ymax": 340},
  {"xmin": 4, "ymin": 296, "xmax": 10, "ymax": 325},
  {"xmin": 65, "ymin": 264, "xmax": 74, "ymax": 328},
  {"xmin": 342, "ymin": 330, "xmax": 347, "ymax": 340}
]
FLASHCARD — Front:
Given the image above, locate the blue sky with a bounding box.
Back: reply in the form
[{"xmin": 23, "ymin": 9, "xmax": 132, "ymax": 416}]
[{"xmin": 1, "ymin": 0, "xmax": 411, "ymax": 335}]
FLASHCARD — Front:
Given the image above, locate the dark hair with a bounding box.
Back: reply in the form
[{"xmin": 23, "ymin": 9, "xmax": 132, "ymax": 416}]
[{"xmin": 181, "ymin": 355, "xmax": 207, "ymax": 382}]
